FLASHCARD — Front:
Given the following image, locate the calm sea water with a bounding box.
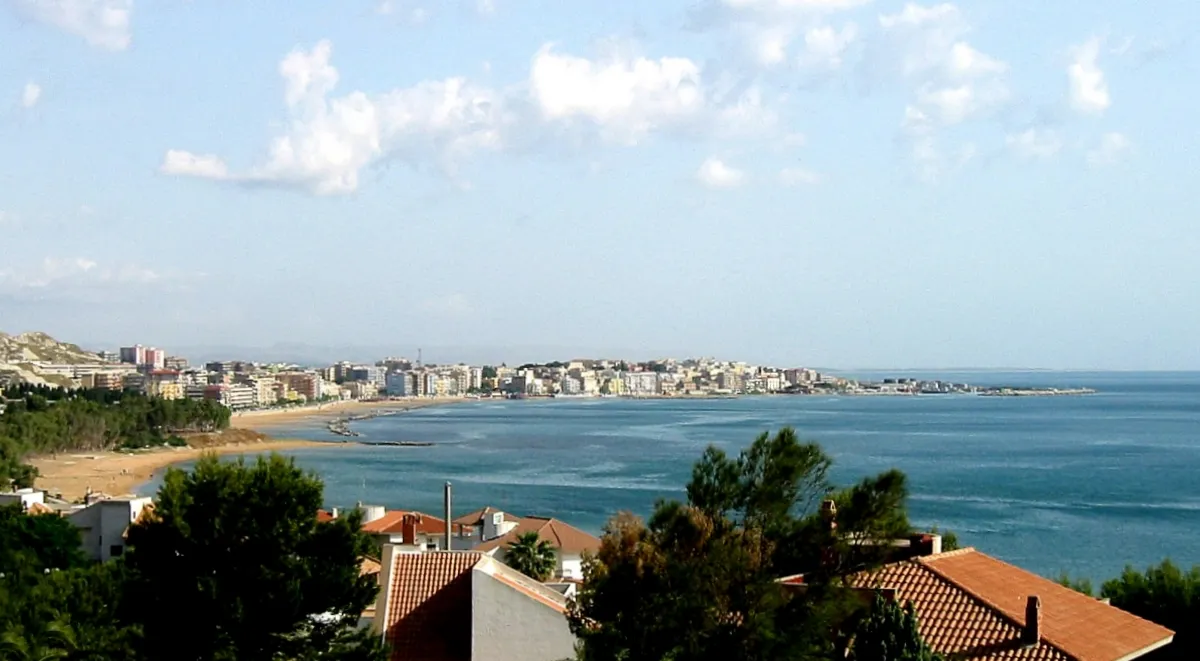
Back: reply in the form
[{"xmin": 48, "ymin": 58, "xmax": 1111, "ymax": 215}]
[{"xmin": 143, "ymin": 371, "xmax": 1200, "ymax": 582}]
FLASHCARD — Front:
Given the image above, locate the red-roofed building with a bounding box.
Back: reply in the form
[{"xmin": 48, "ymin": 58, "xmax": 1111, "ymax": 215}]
[
  {"xmin": 370, "ymin": 547, "xmax": 576, "ymax": 661},
  {"xmin": 363, "ymin": 510, "xmax": 457, "ymax": 551},
  {"xmin": 473, "ymin": 516, "xmax": 600, "ymax": 581},
  {"xmin": 831, "ymin": 547, "xmax": 1175, "ymax": 661}
]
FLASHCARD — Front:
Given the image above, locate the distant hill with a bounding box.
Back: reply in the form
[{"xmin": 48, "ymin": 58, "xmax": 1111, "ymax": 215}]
[{"xmin": 0, "ymin": 331, "xmax": 106, "ymax": 387}]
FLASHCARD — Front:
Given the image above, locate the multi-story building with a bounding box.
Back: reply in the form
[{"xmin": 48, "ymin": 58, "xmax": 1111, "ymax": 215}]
[
  {"xmin": 252, "ymin": 376, "xmax": 279, "ymax": 406},
  {"xmin": 277, "ymin": 372, "xmax": 323, "ymax": 401},
  {"xmin": 164, "ymin": 356, "xmax": 189, "ymax": 371},
  {"xmin": 146, "ymin": 370, "xmax": 183, "ymax": 398},
  {"xmin": 93, "ymin": 372, "xmax": 125, "ymax": 390},
  {"xmin": 142, "ymin": 348, "xmax": 165, "ymax": 370},
  {"xmin": 622, "ymin": 372, "xmax": 659, "ymax": 396},
  {"xmin": 97, "ymin": 351, "xmax": 120, "ymax": 363},
  {"xmin": 346, "ymin": 381, "xmax": 378, "ymax": 400},
  {"xmin": 560, "ymin": 376, "xmax": 582, "ymax": 395},
  {"xmin": 349, "ymin": 366, "xmax": 386, "ymax": 389},
  {"xmin": 386, "ymin": 372, "xmax": 414, "ymax": 397},
  {"xmin": 468, "ymin": 367, "xmax": 483, "ymax": 391},
  {"xmin": 119, "ymin": 345, "xmax": 146, "ymax": 365},
  {"xmin": 422, "ymin": 372, "xmax": 438, "ymax": 397}
]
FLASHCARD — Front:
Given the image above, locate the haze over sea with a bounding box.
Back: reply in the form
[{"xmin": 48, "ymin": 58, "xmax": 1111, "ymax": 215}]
[{"xmin": 148, "ymin": 371, "xmax": 1200, "ymax": 582}]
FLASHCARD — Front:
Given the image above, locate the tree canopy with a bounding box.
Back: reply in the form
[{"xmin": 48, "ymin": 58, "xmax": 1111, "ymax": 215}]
[
  {"xmin": 505, "ymin": 531, "xmax": 557, "ymax": 582},
  {"xmin": 121, "ymin": 453, "xmax": 383, "ymax": 661},
  {"xmin": 0, "ymin": 385, "xmax": 229, "ymax": 490},
  {"xmin": 568, "ymin": 427, "xmax": 917, "ymax": 661},
  {"xmin": 848, "ymin": 594, "xmax": 943, "ymax": 661},
  {"xmin": 1100, "ymin": 560, "xmax": 1198, "ymax": 661}
]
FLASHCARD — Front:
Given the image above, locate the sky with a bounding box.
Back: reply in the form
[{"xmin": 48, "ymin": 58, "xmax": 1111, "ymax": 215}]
[{"xmin": 1, "ymin": 0, "xmax": 1198, "ymax": 369}]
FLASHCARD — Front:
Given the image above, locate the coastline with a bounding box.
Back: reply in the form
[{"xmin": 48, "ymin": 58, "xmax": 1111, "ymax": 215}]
[
  {"xmin": 30, "ymin": 438, "xmax": 350, "ymax": 502},
  {"xmin": 231, "ymin": 397, "xmax": 467, "ymax": 430},
  {"xmin": 28, "ymin": 397, "xmax": 468, "ymax": 502}
]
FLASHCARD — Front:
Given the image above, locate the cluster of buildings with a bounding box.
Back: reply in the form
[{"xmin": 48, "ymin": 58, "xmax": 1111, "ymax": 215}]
[{"xmin": 0, "ymin": 483, "xmax": 1177, "ymax": 661}]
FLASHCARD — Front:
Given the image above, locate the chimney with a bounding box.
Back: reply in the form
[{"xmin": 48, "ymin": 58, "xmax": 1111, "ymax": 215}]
[
  {"xmin": 444, "ymin": 481, "xmax": 452, "ymax": 551},
  {"xmin": 401, "ymin": 514, "xmax": 417, "ymax": 546},
  {"xmin": 1022, "ymin": 596, "xmax": 1041, "ymax": 645},
  {"xmin": 820, "ymin": 499, "xmax": 837, "ymax": 533},
  {"xmin": 331, "ymin": 507, "xmax": 339, "ymax": 519}
]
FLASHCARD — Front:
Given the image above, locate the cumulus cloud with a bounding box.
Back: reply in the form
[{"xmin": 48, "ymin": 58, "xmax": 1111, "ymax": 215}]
[
  {"xmin": 1068, "ymin": 37, "xmax": 1110, "ymax": 114},
  {"xmin": 779, "ymin": 166, "xmax": 822, "ymax": 185},
  {"xmin": 1086, "ymin": 132, "xmax": 1131, "ymax": 167},
  {"xmin": 530, "ymin": 45, "xmax": 706, "ymax": 143},
  {"xmin": 1006, "ymin": 128, "xmax": 1062, "ymax": 159},
  {"xmin": 696, "ymin": 157, "xmax": 746, "ymax": 188},
  {"xmin": 164, "ymin": 39, "xmax": 778, "ymax": 195},
  {"xmin": 6, "ymin": 0, "xmax": 132, "ymax": 51},
  {"xmin": 20, "ymin": 82, "xmax": 41, "ymax": 109},
  {"xmin": 0, "ymin": 257, "xmax": 161, "ymax": 298},
  {"xmin": 797, "ymin": 24, "xmax": 858, "ymax": 70},
  {"xmin": 876, "ymin": 3, "xmax": 1009, "ymax": 180}
]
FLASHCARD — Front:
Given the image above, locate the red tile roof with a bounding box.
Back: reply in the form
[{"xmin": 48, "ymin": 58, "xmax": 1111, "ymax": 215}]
[
  {"xmin": 473, "ymin": 515, "xmax": 600, "ymax": 555},
  {"xmin": 850, "ymin": 548, "xmax": 1174, "ymax": 661},
  {"xmin": 362, "ymin": 511, "xmax": 446, "ymax": 536},
  {"xmin": 452, "ymin": 506, "xmax": 523, "ymax": 526},
  {"xmin": 383, "ymin": 552, "xmax": 481, "ymax": 661},
  {"xmin": 316, "ymin": 509, "xmax": 335, "ymax": 523}
]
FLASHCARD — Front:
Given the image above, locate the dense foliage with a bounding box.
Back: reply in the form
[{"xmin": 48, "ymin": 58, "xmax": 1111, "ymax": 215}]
[
  {"xmin": 848, "ymin": 594, "xmax": 943, "ymax": 661},
  {"xmin": 122, "ymin": 454, "xmax": 383, "ymax": 661},
  {"xmin": 506, "ymin": 531, "xmax": 558, "ymax": 581},
  {"xmin": 1100, "ymin": 560, "xmax": 1198, "ymax": 661},
  {"xmin": 0, "ymin": 454, "xmax": 385, "ymax": 661},
  {"xmin": 0, "ymin": 385, "xmax": 229, "ymax": 489},
  {"xmin": 568, "ymin": 427, "xmax": 916, "ymax": 661}
]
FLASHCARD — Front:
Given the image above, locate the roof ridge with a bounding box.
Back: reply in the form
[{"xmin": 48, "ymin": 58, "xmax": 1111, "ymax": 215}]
[
  {"xmin": 916, "ymin": 546, "xmax": 978, "ymax": 562},
  {"xmin": 918, "ymin": 553, "xmax": 1082, "ymax": 661}
]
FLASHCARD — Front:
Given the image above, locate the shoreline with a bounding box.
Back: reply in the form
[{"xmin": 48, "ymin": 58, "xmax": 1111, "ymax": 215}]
[
  {"xmin": 231, "ymin": 397, "xmax": 467, "ymax": 431},
  {"xmin": 30, "ymin": 438, "xmax": 351, "ymax": 502}
]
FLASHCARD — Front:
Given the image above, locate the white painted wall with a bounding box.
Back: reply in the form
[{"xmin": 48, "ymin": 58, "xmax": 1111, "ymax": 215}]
[
  {"xmin": 471, "ymin": 568, "xmax": 576, "ymax": 661},
  {"xmin": 68, "ymin": 497, "xmax": 152, "ymax": 562}
]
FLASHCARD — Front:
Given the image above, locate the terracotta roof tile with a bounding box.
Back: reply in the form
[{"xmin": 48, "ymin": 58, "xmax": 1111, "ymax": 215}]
[
  {"xmin": 383, "ymin": 552, "xmax": 482, "ymax": 661},
  {"xmin": 363, "ymin": 511, "xmax": 447, "ymax": 535},
  {"xmin": 316, "ymin": 509, "xmax": 335, "ymax": 523},
  {"xmin": 473, "ymin": 516, "xmax": 600, "ymax": 555},
  {"xmin": 360, "ymin": 556, "xmax": 381, "ymax": 578},
  {"xmin": 25, "ymin": 502, "xmax": 55, "ymax": 516},
  {"xmin": 452, "ymin": 506, "xmax": 522, "ymax": 526},
  {"xmin": 850, "ymin": 548, "xmax": 1174, "ymax": 661}
]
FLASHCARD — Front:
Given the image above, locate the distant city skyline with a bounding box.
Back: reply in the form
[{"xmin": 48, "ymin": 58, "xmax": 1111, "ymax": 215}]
[{"xmin": 3, "ymin": 1, "xmax": 1198, "ymax": 370}]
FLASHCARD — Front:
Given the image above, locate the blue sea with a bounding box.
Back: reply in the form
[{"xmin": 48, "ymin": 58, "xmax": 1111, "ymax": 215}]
[{"xmin": 142, "ymin": 371, "xmax": 1200, "ymax": 583}]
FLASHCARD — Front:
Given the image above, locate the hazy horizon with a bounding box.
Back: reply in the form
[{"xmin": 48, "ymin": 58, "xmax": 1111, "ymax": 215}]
[{"xmin": 4, "ymin": 1, "xmax": 1198, "ymax": 370}]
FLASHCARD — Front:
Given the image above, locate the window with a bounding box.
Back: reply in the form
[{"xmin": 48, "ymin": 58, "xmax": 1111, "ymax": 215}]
[
  {"xmin": 425, "ymin": 543, "xmax": 438, "ymax": 551},
  {"xmin": 109, "ymin": 545, "xmax": 124, "ymax": 557}
]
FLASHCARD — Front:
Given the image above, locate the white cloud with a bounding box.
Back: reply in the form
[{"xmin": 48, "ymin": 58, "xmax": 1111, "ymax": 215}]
[
  {"xmin": 1068, "ymin": 37, "xmax": 1110, "ymax": 114},
  {"xmin": 914, "ymin": 80, "xmax": 1008, "ymax": 125},
  {"xmin": 1086, "ymin": 132, "xmax": 1131, "ymax": 167},
  {"xmin": 779, "ymin": 167, "xmax": 822, "ymax": 185},
  {"xmin": 6, "ymin": 0, "xmax": 132, "ymax": 51},
  {"xmin": 0, "ymin": 257, "xmax": 159, "ymax": 292},
  {"xmin": 1006, "ymin": 128, "xmax": 1062, "ymax": 159},
  {"xmin": 696, "ymin": 157, "xmax": 746, "ymax": 188},
  {"xmin": 798, "ymin": 24, "xmax": 858, "ymax": 69},
  {"xmin": 20, "ymin": 82, "xmax": 41, "ymax": 109},
  {"xmin": 163, "ymin": 41, "xmax": 507, "ymax": 195},
  {"xmin": 530, "ymin": 45, "xmax": 705, "ymax": 143},
  {"xmin": 475, "ymin": 0, "xmax": 495, "ymax": 15},
  {"xmin": 161, "ymin": 150, "xmax": 231, "ymax": 180},
  {"xmin": 721, "ymin": 0, "xmax": 870, "ymax": 14},
  {"xmin": 164, "ymin": 39, "xmax": 783, "ymax": 195}
]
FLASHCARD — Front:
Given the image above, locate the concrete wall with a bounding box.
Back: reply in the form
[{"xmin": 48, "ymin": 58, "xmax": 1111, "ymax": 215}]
[
  {"xmin": 68, "ymin": 498, "xmax": 151, "ymax": 562},
  {"xmin": 559, "ymin": 553, "xmax": 583, "ymax": 581},
  {"xmin": 471, "ymin": 571, "xmax": 576, "ymax": 661}
]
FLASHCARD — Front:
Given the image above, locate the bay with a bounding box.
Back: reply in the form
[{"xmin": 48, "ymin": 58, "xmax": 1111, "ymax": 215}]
[{"xmin": 144, "ymin": 371, "xmax": 1200, "ymax": 582}]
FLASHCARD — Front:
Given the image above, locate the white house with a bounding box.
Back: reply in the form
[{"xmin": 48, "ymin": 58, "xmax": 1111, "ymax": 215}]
[
  {"xmin": 371, "ymin": 547, "xmax": 576, "ymax": 661},
  {"xmin": 452, "ymin": 506, "xmax": 523, "ymax": 544},
  {"xmin": 67, "ymin": 496, "xmax": 154, "ymax": 561},
  {"xmin": 473, "ymin": 516, "xmax": 600, "ymax": 581},
  {"xmin": 0, "ymin": 488, "xmax": 45, "ymax": 512}
]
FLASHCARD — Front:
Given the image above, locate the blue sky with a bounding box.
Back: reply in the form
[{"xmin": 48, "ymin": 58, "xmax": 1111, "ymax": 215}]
[{"xmin": 2, "ymin": 0, "xmax": 1198, "ymax": 369}]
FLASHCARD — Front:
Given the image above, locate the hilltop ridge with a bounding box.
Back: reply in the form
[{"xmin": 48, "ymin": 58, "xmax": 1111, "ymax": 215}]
[{"xmin": 0, "ymin": 330, "xmax": 103, "ymax": 386}]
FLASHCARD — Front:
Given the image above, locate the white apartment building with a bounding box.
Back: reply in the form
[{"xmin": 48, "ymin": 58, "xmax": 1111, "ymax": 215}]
[{"xmin": 622, "ymin": 372, "xmax": 659, "ymax": 396}]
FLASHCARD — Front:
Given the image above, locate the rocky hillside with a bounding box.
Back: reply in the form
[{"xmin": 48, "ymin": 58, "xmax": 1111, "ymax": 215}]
[{"xmin": 0, "ymin": 331, "xmax": 105, "ymax": 387}]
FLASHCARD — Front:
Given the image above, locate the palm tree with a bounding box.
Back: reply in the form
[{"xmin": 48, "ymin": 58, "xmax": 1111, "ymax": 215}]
[
  {"xmin": 0, "ymin": 621, "xmax": 77, "ymax": 661},
  {"xmin": 505, "ymin": 531, "xmax": 558, "ymax": 581}
]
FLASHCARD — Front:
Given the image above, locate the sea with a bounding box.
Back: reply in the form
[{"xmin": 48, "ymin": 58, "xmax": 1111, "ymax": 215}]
[{"xmin": 140, "ymin": 371, "xmax": 1200, "ymax": 583}]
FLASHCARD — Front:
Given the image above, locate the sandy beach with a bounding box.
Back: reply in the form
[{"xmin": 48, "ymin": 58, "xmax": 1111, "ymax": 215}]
[
  {"xmin": 29, "ymin": 437, "xmax": 352, "ymax": 502},
  {"xmin": 231, "ymin": 397, "xmax": 467, "ymax": 430},
  {"xmin": 29, "ymin": 397, "xmax": 470, "ymax": 502}
]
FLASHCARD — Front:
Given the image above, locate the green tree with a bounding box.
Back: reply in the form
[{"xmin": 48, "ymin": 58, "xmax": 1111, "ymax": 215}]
[
  {"xmin": 1100, "ymin": 560, "xmax": 1199, "ymax": 661},
  {"xmin": 1056, "ymin": 573, "xmax": 1094, "ymax": 597},
  {"xmin": 0, "ymin": 620, "xmax": 76, "ymax": 661},
  {"xmin": 505, "ymin": 532, "xmax": 557, "ymax": 581},
  {"xmin": 849, "ymin": 594, "xmax": 943, "ymax": 661},
  {"xmin": 0, "ymin": 504, "xmax": 87, "ymax": 580},
  {"xmin": 569, "ymin": 428, "xmax": 914, "ymax": 661},
  {"xmin": 121, "ymin": 453, "xmax": 383, "ymax": 661}
]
